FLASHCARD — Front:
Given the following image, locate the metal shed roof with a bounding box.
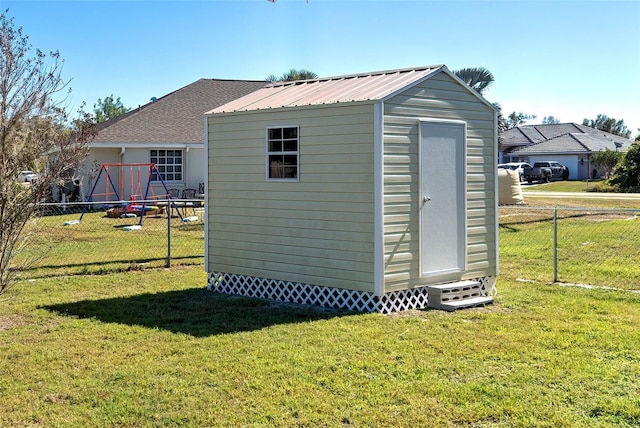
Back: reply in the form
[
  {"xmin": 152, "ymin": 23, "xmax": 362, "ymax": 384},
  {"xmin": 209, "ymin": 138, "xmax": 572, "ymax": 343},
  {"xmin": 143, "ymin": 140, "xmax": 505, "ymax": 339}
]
[{"xmin": 208, "ymin": 65, "xmax": 448, "ymax": 114}]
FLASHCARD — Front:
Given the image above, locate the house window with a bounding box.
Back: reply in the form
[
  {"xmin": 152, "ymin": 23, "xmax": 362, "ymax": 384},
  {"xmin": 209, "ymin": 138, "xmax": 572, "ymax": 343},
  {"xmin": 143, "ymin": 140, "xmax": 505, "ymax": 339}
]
[
  {"xmin": 150, "ymin": 149, "xmax": 183, "ymax": 182},
  {"xmin": 267, "ymin": 126, "xmax": 298, "ymax": 180}
]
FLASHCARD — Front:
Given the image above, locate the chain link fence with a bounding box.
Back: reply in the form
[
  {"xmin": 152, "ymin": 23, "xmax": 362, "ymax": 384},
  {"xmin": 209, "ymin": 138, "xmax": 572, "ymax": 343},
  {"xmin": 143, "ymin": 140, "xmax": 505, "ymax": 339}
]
[
  {"xmin": 13, "ymin": 201, "xmax": 640, "ymax": 291},
  {"xmin": 14, "ymin": 200, "xmax": 204, "ymax": 280},
  {"xmin": 499, "ymin": 206, "xmax": 640, "ymax": 291}
]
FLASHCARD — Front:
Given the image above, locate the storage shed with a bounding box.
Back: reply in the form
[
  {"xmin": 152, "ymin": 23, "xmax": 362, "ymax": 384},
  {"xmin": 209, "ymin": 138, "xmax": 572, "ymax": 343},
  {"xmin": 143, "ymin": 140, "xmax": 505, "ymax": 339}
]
[{"xmin": 205, "ymin": 65, "xmax": 498, "ymax": 313}]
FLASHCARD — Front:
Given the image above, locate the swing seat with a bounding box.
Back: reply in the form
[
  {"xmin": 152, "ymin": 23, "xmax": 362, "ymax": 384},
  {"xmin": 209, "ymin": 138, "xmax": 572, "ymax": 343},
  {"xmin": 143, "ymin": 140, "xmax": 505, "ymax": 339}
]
[
  {"xmin": 81, "ymin": 163, "xmax": 182, "ymax": 224},
  {"xmin": 122, "ymin": 225, "xmax": 142, "ymax": 231}
]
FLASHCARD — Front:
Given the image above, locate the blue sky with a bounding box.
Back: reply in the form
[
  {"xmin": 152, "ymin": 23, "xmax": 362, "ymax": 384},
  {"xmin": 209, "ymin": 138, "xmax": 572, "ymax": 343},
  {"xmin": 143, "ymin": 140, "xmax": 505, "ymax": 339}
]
[{"xmin": 3, "ymin": 0, "xmax": 640, "ymax": 136}]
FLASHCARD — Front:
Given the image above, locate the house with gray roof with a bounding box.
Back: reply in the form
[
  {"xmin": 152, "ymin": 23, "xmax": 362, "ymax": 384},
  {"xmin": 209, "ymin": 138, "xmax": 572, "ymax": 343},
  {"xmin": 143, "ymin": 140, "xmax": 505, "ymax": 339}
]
[
  {"xmin": 80, "ymin": 78, "xmax": 266, "ymax": 201},
  {"xmin": 501, "ymin": 123, "xmax": 633, "ymax": 180}
]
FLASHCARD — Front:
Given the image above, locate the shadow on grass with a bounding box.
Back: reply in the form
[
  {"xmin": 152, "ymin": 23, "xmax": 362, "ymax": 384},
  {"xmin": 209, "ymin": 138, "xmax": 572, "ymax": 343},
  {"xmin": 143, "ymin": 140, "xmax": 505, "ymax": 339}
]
[
  {"xmin": 15, "ymin": 256, "xmax": 202, "ymax": 274},
  {"xmin": 42, "ymin": 288, "xmax": 352, "ymax": 337}
]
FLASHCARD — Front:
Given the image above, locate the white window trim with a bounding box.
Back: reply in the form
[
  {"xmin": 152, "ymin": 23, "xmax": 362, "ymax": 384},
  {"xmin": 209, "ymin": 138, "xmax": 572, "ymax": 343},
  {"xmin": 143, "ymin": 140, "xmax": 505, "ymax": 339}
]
[
  {"xmin": 150, "ymin": 149, "xmax": 185, "ymax": 183},
  {"xmin": 265, "ymin": 125, "xmax": 300, "ymax": 182}
]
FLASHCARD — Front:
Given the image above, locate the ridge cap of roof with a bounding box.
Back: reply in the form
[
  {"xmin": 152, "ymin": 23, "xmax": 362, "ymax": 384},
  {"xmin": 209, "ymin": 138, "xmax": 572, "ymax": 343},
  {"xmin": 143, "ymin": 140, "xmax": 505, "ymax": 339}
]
[
  {"xmin": 519, "ymin": 122, "xmax": 581, "ymax": 129},
  {"xmin": 199, "ymin": 77, "xmax": 269, "ymax": 83},
  {"xmin": 568, "ymin": 123, "xmax": 583, "ymax": 133},
  {"xmin": 567, "ymin": 132, "xmax": 592, "ymax": 151},
  {"xmin": 518, "ymin": 127, "xmax": 536, "ymax": 143},
  {"xmin": 266, "ymin": 64, "xmax": 445, "ymax": 88},
  {"xmin": 519, "ymin": 122, "xmax": 632, "ymax": 143},
  {"xmin": 532, "ymin": 124, "xmax": 553, "ymax": 139},
  {"xmin": 509, "ymin": 130, "xmax": 625, "ymax": 155},
  {"xmin": 513, "ymin": 138, "xmax": 547, "ymax": 151},
  {"xmin": 569, "ymin": 132, "xmax": 593, "ymax": 151}
]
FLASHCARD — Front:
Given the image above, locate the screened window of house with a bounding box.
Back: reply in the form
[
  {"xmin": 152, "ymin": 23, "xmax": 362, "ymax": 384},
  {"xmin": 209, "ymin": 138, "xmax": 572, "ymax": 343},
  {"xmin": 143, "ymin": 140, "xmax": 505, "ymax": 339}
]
[
  {"xmin": 267, "ymin": 126, "xmax": 299, "ymax": 180},
  {"xmin": 150, "ymin": 149, "xmax": 183, "ymax": 182}
]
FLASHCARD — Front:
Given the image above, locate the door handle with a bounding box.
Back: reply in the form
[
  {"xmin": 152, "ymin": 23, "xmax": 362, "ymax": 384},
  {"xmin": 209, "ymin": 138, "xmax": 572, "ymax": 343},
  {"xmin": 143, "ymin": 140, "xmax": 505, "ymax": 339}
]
[{"xmin": 423, "ymin": 196, "xmax": 431, "ymax": 203}]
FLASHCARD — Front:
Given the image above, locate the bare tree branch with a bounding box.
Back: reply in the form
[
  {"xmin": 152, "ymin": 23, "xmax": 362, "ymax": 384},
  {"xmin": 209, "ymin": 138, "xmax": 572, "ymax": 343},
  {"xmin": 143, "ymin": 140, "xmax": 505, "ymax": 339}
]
[{"xmin": 0, "ymin": 10, "xmax": 95, "ymax": 295}]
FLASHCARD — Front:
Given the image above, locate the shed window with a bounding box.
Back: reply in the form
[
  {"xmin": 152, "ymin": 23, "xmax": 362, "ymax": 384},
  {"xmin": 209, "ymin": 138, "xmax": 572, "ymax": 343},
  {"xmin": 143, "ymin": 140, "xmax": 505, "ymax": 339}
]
[
  {"xmin": 267, "ymin": 126, "xmax": 298, "ymax": 180},
  {"xmin": 150, "ymin": 149, "xmax": 183, "ymax": 182}
]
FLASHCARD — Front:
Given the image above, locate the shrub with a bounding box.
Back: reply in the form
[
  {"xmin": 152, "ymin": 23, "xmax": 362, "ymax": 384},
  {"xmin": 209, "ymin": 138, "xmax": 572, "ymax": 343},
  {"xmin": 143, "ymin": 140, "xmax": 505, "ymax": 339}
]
[{"xmin": 609, "ymin": 142, "xmax": 640, "ymax": 192}]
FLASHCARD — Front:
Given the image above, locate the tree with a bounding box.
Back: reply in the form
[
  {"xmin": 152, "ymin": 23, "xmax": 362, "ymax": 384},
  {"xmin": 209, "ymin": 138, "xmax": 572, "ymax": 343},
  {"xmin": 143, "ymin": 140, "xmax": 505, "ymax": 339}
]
[
  {"xmin": 582, "ymin": 114, "xmax": 632, "ymax": 139},
  {"xmin": 452, "ymin": 67, "xmax": 494, "ymax": 96},
  {"xmin": 93, "ymin": 95, "xmax": 129, "ymax": 123},
  {"xmin": 0, "ymin": 10, "xmax": 94, "ymax": 295},
  {"xmin": 504, "ymin": 111, "xmax": 537, "ymax": 129},
  {"xmin": 266, "ymin": 69, "xmax": 318, "ymax": 82},
  {"xmin": 590, "ymin": 148, "xmax": 623, "ymax": 179},
  {"xmin": 542, "ymin": 116, "xmax": 561, "ymax": 124},
  {"xmin": 609, "ymin": 142, "xmax": 640, "ymax": 192}
]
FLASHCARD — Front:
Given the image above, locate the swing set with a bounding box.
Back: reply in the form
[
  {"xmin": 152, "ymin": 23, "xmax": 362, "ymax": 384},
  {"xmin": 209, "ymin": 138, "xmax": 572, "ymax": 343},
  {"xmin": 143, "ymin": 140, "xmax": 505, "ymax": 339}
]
[{"xmin": 68, "ymin": 163, "xmax": 190, "ymax": 228}]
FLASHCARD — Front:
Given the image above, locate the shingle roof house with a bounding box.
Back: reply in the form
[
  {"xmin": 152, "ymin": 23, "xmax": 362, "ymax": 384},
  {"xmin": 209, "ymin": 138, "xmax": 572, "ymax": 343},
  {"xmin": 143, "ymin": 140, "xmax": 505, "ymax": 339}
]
[
  {"xmin": 501, "ymin": 123, "xmax": 633, "ymax": 180},
  {"xmin": 82, "ymin": 78, "xmax": 266, "ymax": 201}
]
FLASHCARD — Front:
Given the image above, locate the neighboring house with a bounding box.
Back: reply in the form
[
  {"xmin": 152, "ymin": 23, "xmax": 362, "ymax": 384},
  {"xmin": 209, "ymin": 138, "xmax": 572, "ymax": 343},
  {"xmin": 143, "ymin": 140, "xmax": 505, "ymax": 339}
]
[
  {"xmin": 80, "ymin": 78, "xmax": 266, "ymax": 201},
  {"xmin": 501, "ymin": 123, "xmax": 633, "ymax": 180},
  {"xmin": 205, "ymin": 65, "xmax": 499, "ymax": 313}
]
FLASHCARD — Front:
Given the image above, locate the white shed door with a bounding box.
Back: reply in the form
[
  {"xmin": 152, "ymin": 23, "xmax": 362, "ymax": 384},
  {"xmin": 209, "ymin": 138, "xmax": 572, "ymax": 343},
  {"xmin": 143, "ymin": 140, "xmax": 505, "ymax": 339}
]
[{"xmin": 419, "ymin": 121, "xmax": 466, "ymax": 278}]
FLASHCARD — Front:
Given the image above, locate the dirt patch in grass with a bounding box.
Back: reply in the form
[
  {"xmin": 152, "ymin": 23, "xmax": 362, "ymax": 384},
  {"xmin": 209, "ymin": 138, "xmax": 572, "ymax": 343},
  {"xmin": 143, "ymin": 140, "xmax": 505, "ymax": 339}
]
[{"xmin": 0, "ymin": 314, "xmax": 29, "ymax": 331}]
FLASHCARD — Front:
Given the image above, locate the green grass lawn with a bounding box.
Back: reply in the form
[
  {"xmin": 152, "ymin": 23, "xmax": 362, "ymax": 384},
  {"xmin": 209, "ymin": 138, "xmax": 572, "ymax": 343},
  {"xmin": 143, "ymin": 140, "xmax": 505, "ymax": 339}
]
[
  {"xmin": 14, "ymin": 210, "xmax": 204, "ymax": 280},
  {"xmin": 499, "ymin": 205, "xmax": 640, "ymax": 289},
  {"xmin": 1, "ymin": 268, "xmax": 639, "ymax": 427},
  {"xmin": 554, "ymin": 213, "xmax": 640, "ymax": 287},
  {"xmin": 525, "ymin": 180, "xmax": 606, "ymax": 193},
  {"xmin": 1, "ymin": 197, "xmax": 638, "ymax": 425}
]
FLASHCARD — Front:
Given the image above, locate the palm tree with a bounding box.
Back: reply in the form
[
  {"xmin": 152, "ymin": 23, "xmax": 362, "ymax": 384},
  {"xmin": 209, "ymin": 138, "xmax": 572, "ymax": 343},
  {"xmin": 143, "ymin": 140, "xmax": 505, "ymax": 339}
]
[
  {"xmin": 452, "ymin": 66, "xmax": 502, "ymax": 147},
  {"xmin": 266, "ymin": 68, "xmax": 318, "ymax": 82},
  {"xmin": 452, "ymin": 67, "xmax": 494, "ymax": 96}
]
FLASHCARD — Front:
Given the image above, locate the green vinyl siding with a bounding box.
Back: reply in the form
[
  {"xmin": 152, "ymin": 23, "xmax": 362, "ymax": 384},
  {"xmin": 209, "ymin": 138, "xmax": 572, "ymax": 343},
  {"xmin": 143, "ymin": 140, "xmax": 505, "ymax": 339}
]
[
  {"xmin": 207, "ymin": 103, "xmax": 377, "ymax": 292},
  {"xmin": 207, "ymin": 70, "xmax": 497, "ymax": 295},
  {"xmin": 383, "ymin": 71, "xmax": 497, "ymax": 292}
]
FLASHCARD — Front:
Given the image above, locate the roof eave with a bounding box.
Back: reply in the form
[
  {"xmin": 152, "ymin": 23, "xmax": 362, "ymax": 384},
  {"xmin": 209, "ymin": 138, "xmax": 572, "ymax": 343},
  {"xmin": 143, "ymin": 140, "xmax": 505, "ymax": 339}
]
[
  {"xmin": 89, "ymin": 141, "xmax": 202, "ymax": 148},
  {"xmin": 207, "ymin": 99, "xmax": 378, "ymax": 116}
]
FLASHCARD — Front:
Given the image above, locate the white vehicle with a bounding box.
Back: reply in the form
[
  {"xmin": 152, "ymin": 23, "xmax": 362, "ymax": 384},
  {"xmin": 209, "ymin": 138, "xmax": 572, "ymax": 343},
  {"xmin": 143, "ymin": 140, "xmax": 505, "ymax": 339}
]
[
  {"xmin": 20, "ymin": 171, "xmax": 37, "ymax": 182},
  {"xmin": 497, "ymin": 162, "xmax": 530, "ymax": 182}
]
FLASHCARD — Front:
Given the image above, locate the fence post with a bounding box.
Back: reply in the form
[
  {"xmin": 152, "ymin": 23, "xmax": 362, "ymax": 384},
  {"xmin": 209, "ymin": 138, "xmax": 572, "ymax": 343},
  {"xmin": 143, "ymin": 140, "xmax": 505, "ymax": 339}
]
[
  {"xmin": 553, "ymin": 207, "xmax": 558, "ymax": 282},
  {"xmin": 166, "ymin": 199, "xmax": 171, "ymax": 268}
]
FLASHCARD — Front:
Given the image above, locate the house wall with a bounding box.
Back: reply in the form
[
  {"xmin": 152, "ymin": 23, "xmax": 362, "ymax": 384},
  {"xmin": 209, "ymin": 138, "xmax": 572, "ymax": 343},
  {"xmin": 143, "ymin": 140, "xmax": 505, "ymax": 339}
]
[
  {"xmin": 581, "ymin": 155, "xmax": 594, "ymax": 179},
  {"xmin": 82, "ymin": 146, "xmax": 205, "ymax": 201},
  {"xmin": 207, "ymin": 103, "xmax": 377, "ymax": 292},
  {"xmin": 120, "ymin": 147, "xmax": 205, "ymax": 198},
  {"xmin": 79, "ymin": 148, "xmax": 120, "ymax": 202},
  {"xmin": 527, "ymin": 155, "xmax": 580, "ymax": 180},
  {"xmin": 382, "ymin": 71, "xmax": 497, "ymax": 292},
  {"xmin": 186, "ymin": 147, "xmax": 206, "ymax": 192}
]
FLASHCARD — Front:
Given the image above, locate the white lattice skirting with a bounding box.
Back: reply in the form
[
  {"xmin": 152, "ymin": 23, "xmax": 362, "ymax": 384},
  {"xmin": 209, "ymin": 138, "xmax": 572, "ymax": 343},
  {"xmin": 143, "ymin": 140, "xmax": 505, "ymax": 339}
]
[{"xmin": 207, "ymin": 272, "xmax": 496, "ymax": 314}]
